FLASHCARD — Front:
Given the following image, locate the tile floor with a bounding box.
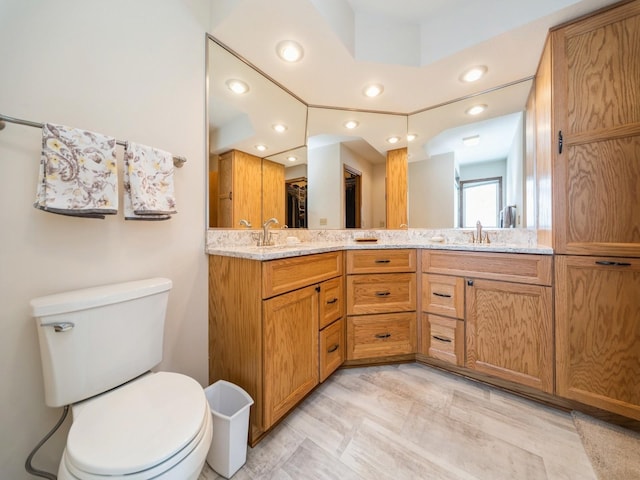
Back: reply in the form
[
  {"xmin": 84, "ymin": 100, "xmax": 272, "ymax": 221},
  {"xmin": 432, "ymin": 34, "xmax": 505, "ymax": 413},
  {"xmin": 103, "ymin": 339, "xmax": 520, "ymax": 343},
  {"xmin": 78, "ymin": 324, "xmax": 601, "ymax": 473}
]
[{"xmin": 199, "ymin": 363, "xmax": 596, "ymax": 479}]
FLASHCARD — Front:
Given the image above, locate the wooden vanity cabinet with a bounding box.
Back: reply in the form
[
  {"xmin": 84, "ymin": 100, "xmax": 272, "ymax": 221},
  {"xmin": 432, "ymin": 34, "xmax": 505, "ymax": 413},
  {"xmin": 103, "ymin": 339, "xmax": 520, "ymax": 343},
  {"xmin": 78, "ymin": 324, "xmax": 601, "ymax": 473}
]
[
  {"xmin": 421, "ymin": 250, "xmax": 554, "ymax": 393},
  {"xmin": 420, "ymin": 273, "xmax": 465, "ymax": 366},
  {"xmin": 209, "ymin": 251, "xmax": 343, "ymax": 445},
  {"xmin": 346, "ymin": 249, "xmax": 417, "ymax": 361},
  {"xmin": 555, "ymin": 255, "xmax": 640, "ymax": 420}
]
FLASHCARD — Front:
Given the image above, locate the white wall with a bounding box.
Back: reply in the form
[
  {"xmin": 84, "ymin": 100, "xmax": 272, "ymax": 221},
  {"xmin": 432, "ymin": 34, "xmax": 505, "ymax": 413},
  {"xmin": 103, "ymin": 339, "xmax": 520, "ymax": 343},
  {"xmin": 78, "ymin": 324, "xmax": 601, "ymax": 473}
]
[
  {"xmin": 506, "ymin": 112, "xmax": 525, "ymax": 226},
  {"xmin": 408, "ymin": 152, "xmax": 456, "ymax": 228},
  {"xmin": 0, "ymin": 1, "xmax": 210, "ymax": 478},
  {"xmin": 307, "ymin": 143, "xmax": 342, "ymax": 228}
]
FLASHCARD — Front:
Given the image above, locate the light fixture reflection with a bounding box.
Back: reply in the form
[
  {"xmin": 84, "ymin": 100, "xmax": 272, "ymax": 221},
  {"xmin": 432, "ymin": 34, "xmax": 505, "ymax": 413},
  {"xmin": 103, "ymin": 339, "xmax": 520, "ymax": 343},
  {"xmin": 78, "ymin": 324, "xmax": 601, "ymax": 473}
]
[
  {"xmin": 272, "ymin": 124, "xmax": 287, "ymax": 133},
  {"xmin": 407, "ymin": 133, "xmax": 417, "ymax": 142},
  {"xmin": 276, "ymin": 40, "xmax": 304, "ymax": 62},
  {"xmin": 387, "ymin": 136, "xmax": 400, "ymax": 144},
  {"xmin": 255, "ymin": 144, "xmax": 267, "ymax": 152},
  {"xmin": 287, "ymin": 156, "xmax": 297, "ymax": 162},
  {"xmin": 460, "ymin": 65, "xmax": 488, "ymax": 83},
  {"xmin": 363, "ymin": 84, "xmax": 384, "ymax": 97},
  {"xmin": 466, "ymin": 104, "xmax": 487, "ymax": 116},
  {"xmin": 226, "ymin": 79, "xmax": 249, "ymax": 95},
  {"xmin": 344, "ymin": 120, "xmax": 359, "ymax": 129},
  {"xmin": 463, "ymin": 135, "xmax": 480, "ymax": 147}
]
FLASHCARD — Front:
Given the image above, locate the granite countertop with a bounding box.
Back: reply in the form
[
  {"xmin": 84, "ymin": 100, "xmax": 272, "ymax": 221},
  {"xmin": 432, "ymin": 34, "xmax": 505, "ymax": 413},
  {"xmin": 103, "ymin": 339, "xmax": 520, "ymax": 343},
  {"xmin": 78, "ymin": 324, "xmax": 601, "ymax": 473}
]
[{"xmin": 206, "ymin": 238, "xmax": 553, "ymax": 261}]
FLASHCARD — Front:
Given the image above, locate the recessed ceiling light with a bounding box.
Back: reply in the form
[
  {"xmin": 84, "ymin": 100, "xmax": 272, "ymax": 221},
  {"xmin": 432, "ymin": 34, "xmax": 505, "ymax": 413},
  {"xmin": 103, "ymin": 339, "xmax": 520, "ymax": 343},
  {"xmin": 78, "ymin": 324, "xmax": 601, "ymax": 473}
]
[
  {"xmin": 463, "ymin": 135, "xmax": 480, "ymax": 147},
  {"xmin": 225, "ymin": 79, "xmax": 249, "ymax": 95},
  {"xmin": 363, "ymin": 84, "xmax": 384, "ymax": 98},
  {"xmin": 465, "ymin": 104, "xmax": 487, "ymax": 116},
  {"xmin": 407, "ymin": 133, "xmax": 417, "ymax": 142},
  {"xmin": 460, "ymin": 65, "xmax": 488, "ymax": 83},
  {"xmin": 344, "ymin": 120, "xmax": 359, "ymax": 129},
  {"xmin": 387, "ymin": 136, "xmax": 400, "ymax": 144},
  {"xmin": 272, "ymin": 124, "xmax": 287, "ymax": 133},
  {"xmin": 276, "ymin": 40, "xmax": 304, "ymax": 62},
  {"xmin": 255, "ymin": 144, "xmax": 267, "ymax": 152},
  {"xmin": 287, "ymin": 156, "xmax": 297, "ymax": 162}
]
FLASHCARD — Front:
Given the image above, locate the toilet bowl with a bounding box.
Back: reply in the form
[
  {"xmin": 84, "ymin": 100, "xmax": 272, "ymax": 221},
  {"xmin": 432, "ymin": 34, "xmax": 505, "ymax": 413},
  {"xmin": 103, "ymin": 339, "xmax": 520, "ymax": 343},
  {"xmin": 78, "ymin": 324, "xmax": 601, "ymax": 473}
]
[
  {"xmin": 30, "ymin": 278, "xmax": 213, "ymax": 480},
  {"xmin": 57, "ymin": 372, "xmax": 212, "ymax": 480}
]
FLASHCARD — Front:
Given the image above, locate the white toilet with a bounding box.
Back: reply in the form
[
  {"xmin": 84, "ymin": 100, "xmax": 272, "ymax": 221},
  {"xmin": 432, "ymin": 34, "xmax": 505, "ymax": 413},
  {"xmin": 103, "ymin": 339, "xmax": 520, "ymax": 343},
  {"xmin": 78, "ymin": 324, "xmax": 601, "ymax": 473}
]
[{"xmin": 30, "ymin": 278, "xmax": 213, "ymax": 480}]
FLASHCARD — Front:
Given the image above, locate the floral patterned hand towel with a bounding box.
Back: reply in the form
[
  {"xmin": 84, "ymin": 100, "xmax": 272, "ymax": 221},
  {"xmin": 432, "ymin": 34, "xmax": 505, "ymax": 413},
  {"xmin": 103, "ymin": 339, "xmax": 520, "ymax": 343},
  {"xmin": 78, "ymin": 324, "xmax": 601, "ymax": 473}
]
[
  {"xmin": 34, "ymin": 123, "xmax": 118, "ymax": 218},
  {"xmin": 123, "ymin": 142, "xmax": 177, "ymax": 220}
]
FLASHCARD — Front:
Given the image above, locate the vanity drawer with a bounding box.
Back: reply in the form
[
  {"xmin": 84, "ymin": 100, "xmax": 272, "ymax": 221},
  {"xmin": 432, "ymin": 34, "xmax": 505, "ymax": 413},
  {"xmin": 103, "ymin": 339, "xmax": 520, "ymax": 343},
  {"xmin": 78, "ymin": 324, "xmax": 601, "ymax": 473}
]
[
  {"xmin": 422, "ymin": 273, "xmax": 464, "ymax": 319},
  {"xmin": 347, "ymin": 312, "xmax": 416, "ymax": 360},
  {"xmin": 347, "ymin": 249, "xmax": 416, "ymax": 274},
  {"xmin": 421, "ymin": 314, "xmax": 464, "ymax": 366},
  {"xmin": 319, "ymin": 276, "xmax": 344, "ymax": 329},
  {"xmin": 262, "ymin": 251, "xmax": 343, "ymax": 298},
  {"xmin": 347, "ymin": 273, "xmax": 416, "ymax": 315},
  {"xmin": 422, "ymin": 250, "xmax": 552, "ymax": 286},
  {"xmin": 319, "ymin": 318, "xmax": 345, "ymax": 382}
]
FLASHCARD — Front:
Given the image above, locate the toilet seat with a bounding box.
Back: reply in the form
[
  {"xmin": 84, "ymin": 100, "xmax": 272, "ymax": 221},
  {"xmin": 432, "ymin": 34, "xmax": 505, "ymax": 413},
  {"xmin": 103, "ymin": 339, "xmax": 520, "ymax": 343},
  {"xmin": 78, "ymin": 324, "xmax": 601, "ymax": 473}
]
[{"xmin": 62, "ymin": 372, "xmax": 210, "ymax": 479}]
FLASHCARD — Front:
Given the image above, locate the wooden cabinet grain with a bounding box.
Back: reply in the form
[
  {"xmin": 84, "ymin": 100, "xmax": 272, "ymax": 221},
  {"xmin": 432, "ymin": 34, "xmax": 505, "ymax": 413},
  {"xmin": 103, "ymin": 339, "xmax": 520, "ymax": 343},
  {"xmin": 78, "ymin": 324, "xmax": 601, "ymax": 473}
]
[
  {"xmin": 421, "ymin": 250, "xmax": 554, "ymax": 392},
  {"xmin": 209, "ymin": 252, "xmax": 343, "ymax": 444},
  {"xmin": 346, "ymin": 249, "xmax": 417, "ymax": 361},
  {"xmin": 549, "ymin": 0, "xmax": 640, "ymax": 256},
  {"xmin": 217, "ymin": 150, "xmax": 262, "ymax": 228},
  {"xmin": 555, "ymin": 255, "xmax": 640, "ymax": 420},
  {"xmin": 466, "ymin": 278, "xmax": 553, "ymax": 393}
]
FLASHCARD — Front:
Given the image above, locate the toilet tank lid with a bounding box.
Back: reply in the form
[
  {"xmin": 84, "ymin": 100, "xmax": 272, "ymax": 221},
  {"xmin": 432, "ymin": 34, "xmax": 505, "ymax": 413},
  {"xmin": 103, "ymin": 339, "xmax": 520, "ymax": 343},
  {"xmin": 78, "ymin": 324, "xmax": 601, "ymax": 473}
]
[{"xmin": 30, "ymin": 278, "xmax": 172, "ymax": 318}]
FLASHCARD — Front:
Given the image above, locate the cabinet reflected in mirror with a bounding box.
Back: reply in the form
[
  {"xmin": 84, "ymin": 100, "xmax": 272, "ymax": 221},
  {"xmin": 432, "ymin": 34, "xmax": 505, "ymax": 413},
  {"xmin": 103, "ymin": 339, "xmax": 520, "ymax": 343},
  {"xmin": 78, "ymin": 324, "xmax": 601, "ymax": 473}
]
[{"xmin": 207, "ymin": 37, "xmax": 306, "ymax": 228}]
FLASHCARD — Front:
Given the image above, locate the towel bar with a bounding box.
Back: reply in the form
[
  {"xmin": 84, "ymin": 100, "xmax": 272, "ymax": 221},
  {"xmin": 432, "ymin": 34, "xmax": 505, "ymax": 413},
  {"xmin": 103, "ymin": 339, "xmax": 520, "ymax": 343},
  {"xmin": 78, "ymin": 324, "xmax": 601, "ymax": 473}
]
[{"xmin": 0, "ymin": 113, "xmax": 187, "ymax": 168}]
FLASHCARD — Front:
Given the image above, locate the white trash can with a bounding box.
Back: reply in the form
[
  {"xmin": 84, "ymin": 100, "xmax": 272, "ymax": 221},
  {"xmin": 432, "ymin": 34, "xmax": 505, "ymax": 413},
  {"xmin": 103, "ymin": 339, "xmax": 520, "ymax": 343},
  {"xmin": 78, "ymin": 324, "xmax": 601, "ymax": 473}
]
[{"xmin": 204, "ymin": 380, "xmax": 254, "ymax": 479}]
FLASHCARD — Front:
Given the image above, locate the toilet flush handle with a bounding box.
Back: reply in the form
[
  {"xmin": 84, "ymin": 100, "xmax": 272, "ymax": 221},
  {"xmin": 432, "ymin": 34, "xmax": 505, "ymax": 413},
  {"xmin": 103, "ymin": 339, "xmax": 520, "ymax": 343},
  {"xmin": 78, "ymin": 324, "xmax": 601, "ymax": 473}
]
[{"xmin": 42, "ymin": 322, "xmax": 75, "ymax": 333}]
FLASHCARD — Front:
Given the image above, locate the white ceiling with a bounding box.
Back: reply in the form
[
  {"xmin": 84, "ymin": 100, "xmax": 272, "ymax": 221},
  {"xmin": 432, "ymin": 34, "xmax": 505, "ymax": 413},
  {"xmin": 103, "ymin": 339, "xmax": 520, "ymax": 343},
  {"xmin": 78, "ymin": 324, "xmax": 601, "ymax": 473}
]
[
  {"xmin": 208, "ymin": 0, "xmax": 620, "ymax": 165},
  {"xmin": 210, "ymin": 0, "xmax": 618, "ymax": 111}
]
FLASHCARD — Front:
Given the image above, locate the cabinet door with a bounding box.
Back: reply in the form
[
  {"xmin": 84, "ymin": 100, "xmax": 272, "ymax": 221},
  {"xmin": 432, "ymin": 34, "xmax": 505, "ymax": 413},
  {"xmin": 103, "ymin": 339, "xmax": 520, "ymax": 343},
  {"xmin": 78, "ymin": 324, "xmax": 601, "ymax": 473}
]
[
  {"xmin": 422, "ymin": 273, "xmax": 464, "ymax": 319},
  {"xmin": 347, "ymin": 273, "xmax": 416, "ymax": 315},
  {"xmin": 556, "ymin": 255, "xmax": 640, "ymax": 420},
  {"xmin": 318, "ymin": 276, "xmax": 344, "ymax": 329},
  {"xmin": 262, "ymin": 159, "xmax": 285, "ymax": 226},
  {"xmin": 552, "ymin": 2, "xmax": 640, "ymax": 256},
  {"xmin": 347, "ymin": 312, "xmax": 416, "ymax": 360},
  {"xmin": 319, "ymin": 318, "xmax": 345, "ymax": 382},
  {"xmin": 466, "ymin": 279, "xmax": 553, "ymax": 393},
  {"xmin": 263, "ymin": 285, "xmax": 319, "ymax": 428}
]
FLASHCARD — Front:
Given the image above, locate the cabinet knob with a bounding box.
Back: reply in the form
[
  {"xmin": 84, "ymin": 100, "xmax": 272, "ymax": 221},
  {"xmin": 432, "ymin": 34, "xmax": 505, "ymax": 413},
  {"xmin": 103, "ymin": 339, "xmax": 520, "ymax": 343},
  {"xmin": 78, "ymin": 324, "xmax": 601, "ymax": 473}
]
[
  {"xmin": 327, "ymin": 344, "xmax": 339, "ymax": 353},
  {"xmin": 375, "ymin": 291, "xmax": 391, "ymax": 297},
  {"xmin": 374, "ymin": 259, "xmax": 391, "ymax": 264},
  {"xmin": 326, "ymin": 297, "xmax": 338, "ymax": 304},
  {"xmin": 467, "ymin": 279, "xmax": 474, "ymax": 286},
  {"xmin": 374, "ymin": 333, "xmax": 392, "ymax": 339}
]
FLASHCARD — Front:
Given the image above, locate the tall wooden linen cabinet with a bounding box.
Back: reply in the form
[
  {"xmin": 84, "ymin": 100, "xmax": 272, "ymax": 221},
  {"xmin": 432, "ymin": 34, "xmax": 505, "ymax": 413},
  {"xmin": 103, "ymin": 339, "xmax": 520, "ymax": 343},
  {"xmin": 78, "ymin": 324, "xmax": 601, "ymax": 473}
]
[{"xmin": 538, "ymin": 0, "xmax": 640, "ymax": 420}]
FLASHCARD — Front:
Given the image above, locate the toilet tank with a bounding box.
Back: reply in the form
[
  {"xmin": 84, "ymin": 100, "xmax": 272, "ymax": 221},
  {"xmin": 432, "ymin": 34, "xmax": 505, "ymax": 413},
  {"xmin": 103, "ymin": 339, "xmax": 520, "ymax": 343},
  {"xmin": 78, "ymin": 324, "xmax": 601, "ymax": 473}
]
[{"xmin": 30, "ymin": 278, "xmax": 172, "ymax": 407}]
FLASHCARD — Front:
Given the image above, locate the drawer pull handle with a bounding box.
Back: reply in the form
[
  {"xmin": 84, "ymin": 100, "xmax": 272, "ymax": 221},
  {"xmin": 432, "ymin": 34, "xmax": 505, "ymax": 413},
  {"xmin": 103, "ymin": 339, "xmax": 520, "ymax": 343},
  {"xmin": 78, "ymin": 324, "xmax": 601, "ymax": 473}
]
[
  {"xmin": 374, "ymin": 259, "xmax": 391, "ymax": 264},
  {"xmin": 595, "ymin": 260, "xmax": 632, "ymax": 267},
  {"xmin": 326, "ymin": 298, "xmax": 338, "ymax": 304},
  {"xmin": 433, "ymin": 292, "xmax": 452, "ymax": 298},
  {"xmin": 375, "ymin": 291, "xmax": 391, "ymax": 297},
  {"xmin": 432, "ymin": 335, "xmax": 452, "ymax": 343},
  {"xmin": 375, "ymin": 333, "xmax": 392, "ymax": 339},
  {"xmin": 327, "ymin": 344, "xmax": 339, "ymax": 353}
]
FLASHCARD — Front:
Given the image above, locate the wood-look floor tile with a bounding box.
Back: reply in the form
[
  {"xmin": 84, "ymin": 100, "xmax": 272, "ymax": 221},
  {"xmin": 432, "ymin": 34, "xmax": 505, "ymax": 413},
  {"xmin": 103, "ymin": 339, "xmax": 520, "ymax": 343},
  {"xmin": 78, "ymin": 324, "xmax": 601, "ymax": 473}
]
[{"xmin": 200, "ymin": 364, "xmax": 597, "ymax": 480}]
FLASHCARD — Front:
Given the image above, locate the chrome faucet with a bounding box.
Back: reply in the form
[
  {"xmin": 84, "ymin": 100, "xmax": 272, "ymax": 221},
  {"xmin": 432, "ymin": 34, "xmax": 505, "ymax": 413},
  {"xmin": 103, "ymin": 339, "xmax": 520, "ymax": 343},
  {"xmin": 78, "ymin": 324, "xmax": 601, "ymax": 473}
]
[
  {"xmin": 260, "ymin": 217, "xmax": 279, "ymax": 246},
  {"xmin": 239, "ymin": 219, "xmax": 252, "ymax": 228}
]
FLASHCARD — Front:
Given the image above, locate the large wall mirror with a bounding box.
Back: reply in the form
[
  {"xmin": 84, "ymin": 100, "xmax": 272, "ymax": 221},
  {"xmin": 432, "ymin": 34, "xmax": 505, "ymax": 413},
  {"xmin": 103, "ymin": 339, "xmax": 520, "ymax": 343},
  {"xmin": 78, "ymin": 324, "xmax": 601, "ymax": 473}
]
[
  {"xmin": 407, "ymin": 78, "xmax": 533, "ymax": 229},
  {"xmin": 207, "ymin": 34, "xmax": 534, "ymax": 230}
]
